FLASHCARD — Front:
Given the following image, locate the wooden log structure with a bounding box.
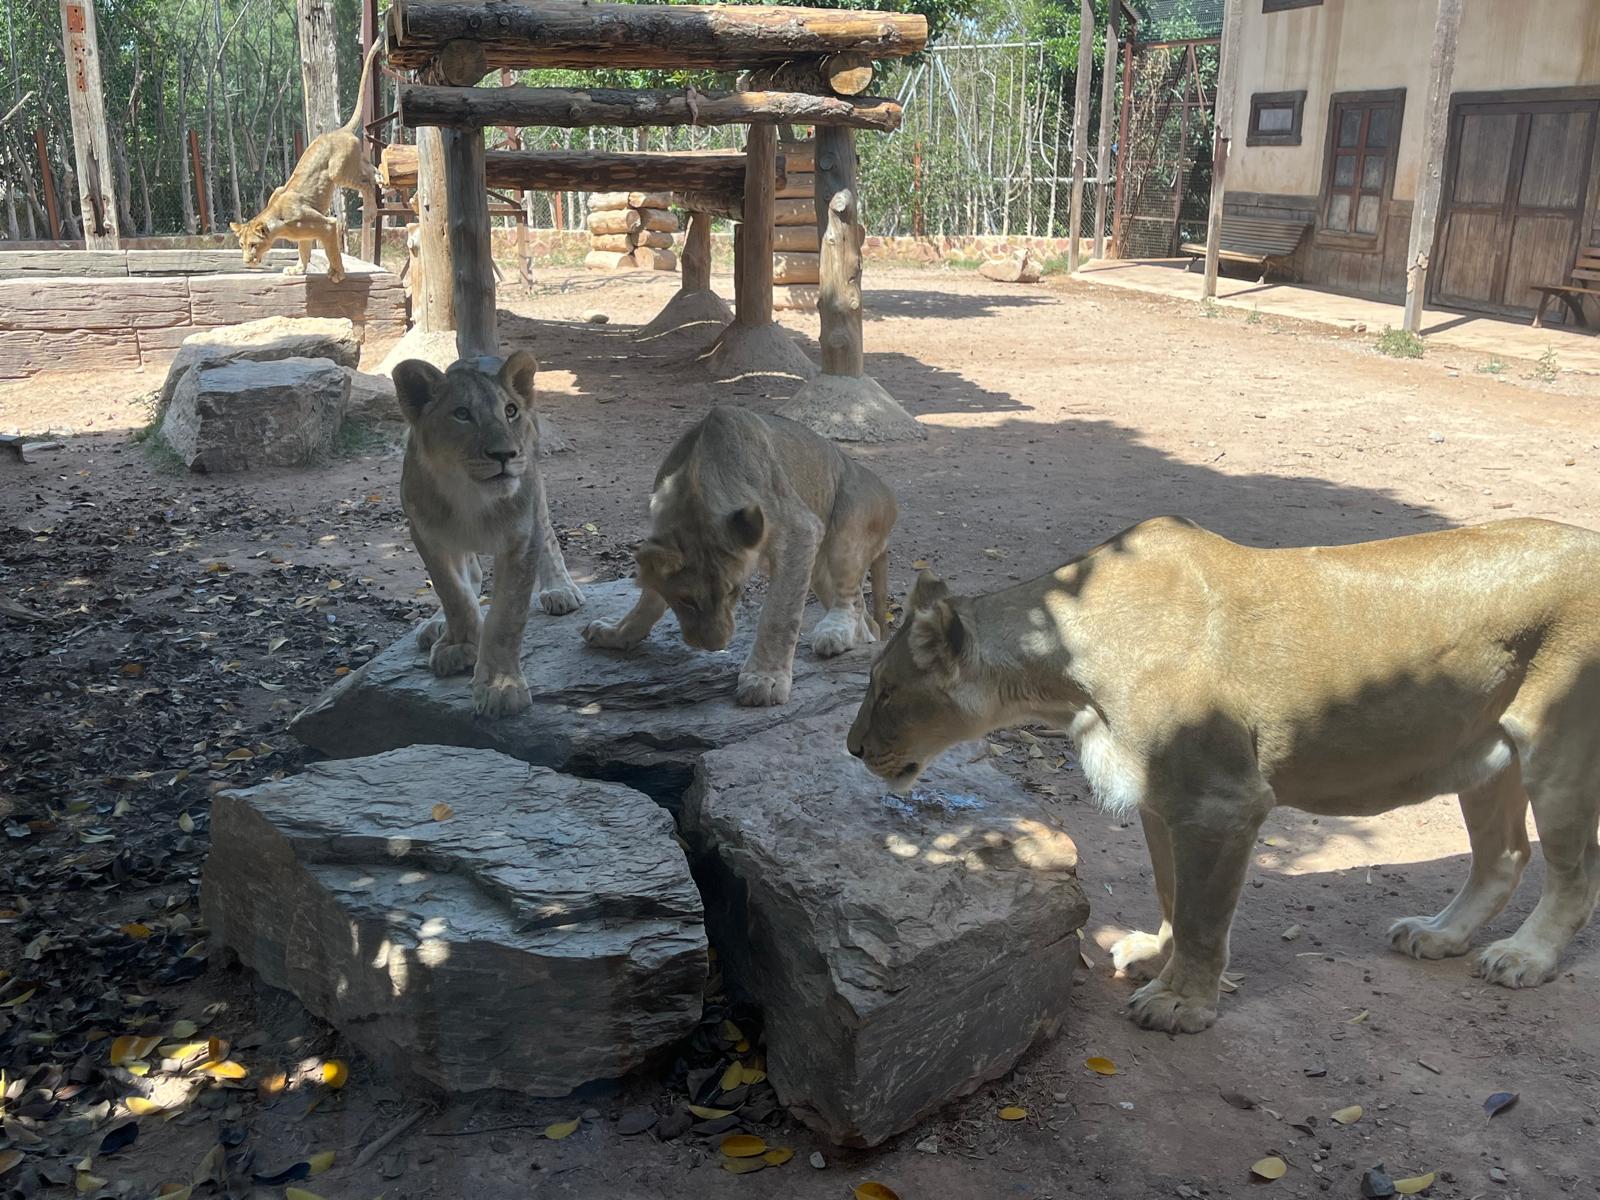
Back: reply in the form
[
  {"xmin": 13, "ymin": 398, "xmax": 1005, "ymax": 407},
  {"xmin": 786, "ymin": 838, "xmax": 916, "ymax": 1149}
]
[
  {"xmin": 379, "ymin": 145, "xmax": 780, "ymax": 195},
  {"xmin": 386, "ymin": 2, "xmax": 926, "ymax": 72},
  {"xmin": 444, "ymin": 127, "xmax": 496, "ymax": 356},
  {"xmin": 673, "ymin": 189, "xmax": 744, "ymax": 222},
  {"xmin": 745, "ymin": 53, "xmax": 874, "ymax": 96},
  {"xmin": 399, "ymin": 84, "xmax": 903, "ymax": 132}
]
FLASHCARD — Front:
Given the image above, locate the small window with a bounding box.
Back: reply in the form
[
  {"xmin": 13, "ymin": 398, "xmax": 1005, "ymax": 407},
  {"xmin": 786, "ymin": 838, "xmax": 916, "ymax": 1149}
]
[
  {"xmin": 1248, "ymin": 90, "xmax": 1307, "ymax": 146},
  {"xmin": 1319, "ymin": 90, "xmax": 1405, "ymax": 248},
  {"xmin": 1264, "ymin": 0, "xmax": 1323, "ymax": 11}
]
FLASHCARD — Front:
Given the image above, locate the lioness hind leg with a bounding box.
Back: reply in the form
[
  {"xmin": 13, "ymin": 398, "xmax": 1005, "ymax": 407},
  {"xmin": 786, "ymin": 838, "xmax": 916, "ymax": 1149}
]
[
  {"xmin": 1112, "ymin": 808, "xmax": 1176, "ymax": 982},
  {"xmin": 809, "ymin": 532, "xmax": 877, "ymax": 659},
  {"xmin": 1391, "ymin": 767, "xmax": 1530, "ymax": 960},
  {"xmin": 531, "ymin": 470, "xmax": 583, "ymax": 615}
]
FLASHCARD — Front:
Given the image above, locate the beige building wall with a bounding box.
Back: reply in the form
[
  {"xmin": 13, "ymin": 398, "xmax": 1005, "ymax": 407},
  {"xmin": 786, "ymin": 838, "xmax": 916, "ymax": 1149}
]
[{"xmin": 1229, "ymin": 0, "xmax": 1600, "ymax": 202}]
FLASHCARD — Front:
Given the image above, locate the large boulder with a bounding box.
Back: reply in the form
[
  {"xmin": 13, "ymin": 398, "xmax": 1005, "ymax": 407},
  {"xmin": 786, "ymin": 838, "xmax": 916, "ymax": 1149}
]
[
  {"xmin": 159, "ymin": 356, "xmax": 349, "ymax": 472},
  {"xmin": 291, "ymin": 580, "xmax": 872, "ymax": 808},
  {"xmin": 202, "ymin": 745, "xmax": 707, "ymax": 1095},
  {"xmin": 158, "ymin": 315, "xmax": 359, "ymax": 411},
  {"xmin": 682, "ymin": 712, "xmax": 1088, "ymax": 1147}
]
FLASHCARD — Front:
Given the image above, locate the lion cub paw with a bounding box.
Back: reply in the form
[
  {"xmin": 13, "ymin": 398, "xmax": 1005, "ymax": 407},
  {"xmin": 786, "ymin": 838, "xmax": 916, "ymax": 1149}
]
[
  {"xmin": 736, "ymin": 670, "xmax": 792, "ymax": 707},
  {"xmin": 429, "ymin": 639, "xmax": 478, "ymax": 676},
  {"xmin": 1127, "ymin": 978, "xmax": 1217, "ymax": 1034},
  {"xmin": 811, "ymin": 609, "xmax": 865, "ymax": 658},
  {"xmin": 1476, "ymin": 939, "xmax": 1558, "ymax": 989},
  {"xmin": 472, "ymin": 673, "xmax": 532, "ymax": 719},
  {"xmin": 1388, "ymin": 916, "xmax": 1472, "ymax": 960},
  {"xmin": 539, "ymin": 582, "xmax": 585, "ymax": 616},
  {"xmin": 1110, "ymin": 931, "xmax": 1169, "ymax": 981},
  {"xmin": 582, "ymin": 617, "xmax": 644, "ymax": 651}
]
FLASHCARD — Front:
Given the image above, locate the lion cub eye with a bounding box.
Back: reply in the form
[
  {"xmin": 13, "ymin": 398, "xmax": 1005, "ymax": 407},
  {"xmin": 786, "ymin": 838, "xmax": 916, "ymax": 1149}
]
[
  {"xmin": 452, "ymin": 406, "xmax": 471, "ymax": 422},
  {"xmin": 505, "ymin": 402, "xmax": 519, "ymax": 420}
]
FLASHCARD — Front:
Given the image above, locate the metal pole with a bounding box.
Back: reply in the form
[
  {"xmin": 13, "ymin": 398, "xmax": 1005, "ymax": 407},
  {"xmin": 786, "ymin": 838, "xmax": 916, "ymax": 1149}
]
[{"xmin": 1111, "ymin": 16, "xmax": 1135, "ymax": 257}]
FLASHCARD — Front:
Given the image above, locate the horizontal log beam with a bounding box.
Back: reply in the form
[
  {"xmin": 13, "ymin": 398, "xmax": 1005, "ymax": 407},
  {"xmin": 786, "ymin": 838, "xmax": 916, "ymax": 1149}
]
[
  {"xmin": 673, "ymin": 190, "xmax": 744, "ymax": 222},
  {"xmin": 400, "ymin": 84, "xmax": 901, "ymax": 132},
  {"xmin": 387, "ymin": 1, "xmax": 926, "ymax": 71},
  {"xmin": 380, "ymin": 145, "xmax": 782, "ymax": 193},
  {"xmin": 746, "ymin": 53, "xmax": 874, "ymax": 96}
]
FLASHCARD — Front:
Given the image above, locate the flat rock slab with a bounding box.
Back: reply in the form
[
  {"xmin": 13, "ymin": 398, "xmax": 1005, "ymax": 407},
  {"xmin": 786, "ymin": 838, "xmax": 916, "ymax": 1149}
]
[
  {"xmin": 682, "ymin": 712, "xmax": 1088, "ymax": 1147},
  {"xmin": 291, "ymin": 580, "xmax": 872, "ymax": 805},
  {"xmin": 160, "ymin": 356, "xmax": 349, "ymax": 472},
  {"xmin": 202, "ymin": 745, "xmax": 706, "ymax": 1095},
  {"xmin": 158, "ymin": 315, "xmax": 359, "ymax": 411}
]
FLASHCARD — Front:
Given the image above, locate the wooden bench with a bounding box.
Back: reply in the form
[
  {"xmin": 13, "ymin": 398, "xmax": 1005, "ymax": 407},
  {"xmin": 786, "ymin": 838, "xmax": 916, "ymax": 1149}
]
[
  {"xmin": 1531, "ymin": 244, "xmax": 1600, "ymax": 329},
  {"xmin": 1181, "ymin": 215, "xmax": 1309, "ymax": 278}
]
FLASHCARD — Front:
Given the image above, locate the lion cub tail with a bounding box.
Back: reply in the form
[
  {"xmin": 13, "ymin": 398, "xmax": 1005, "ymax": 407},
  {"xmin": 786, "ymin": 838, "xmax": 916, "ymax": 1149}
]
[
  {"xmin": 341, "ymin": 41, "xmax": 386, "ymax": 135},
  {"xmin": 870, "ymin": 550, "xmax": 891, "ymax": 632}
]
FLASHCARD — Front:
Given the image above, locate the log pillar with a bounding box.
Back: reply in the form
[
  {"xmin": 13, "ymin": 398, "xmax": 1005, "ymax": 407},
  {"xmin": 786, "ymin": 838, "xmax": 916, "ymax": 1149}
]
[
  {"xmin": 58, "ymin": 0, "xmax": 120, "ymax": 250},
  {"xmin": 444, "ymin": 126, "xmax": 497, "ymax": 357},
  {"xmin": 639, "ymin": 208, "xmax": 733, "ymax": 342},
  {"xmin": 413, "ymin": 126, "xmax": 454, "ymax": 333},
  {"xmin": 775, "ymin": 126, "xmax": 922, "ymax": 442},
  {"xmin": 701, "ymin": 124, "xmax": 814, "ymax": 380}
]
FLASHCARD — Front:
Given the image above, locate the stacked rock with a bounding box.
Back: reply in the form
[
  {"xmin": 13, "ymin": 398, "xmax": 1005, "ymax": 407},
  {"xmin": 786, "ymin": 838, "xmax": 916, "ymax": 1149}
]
[{"xmin": 584, "ymin": 191, "xmax": 680, "ymax": 272}]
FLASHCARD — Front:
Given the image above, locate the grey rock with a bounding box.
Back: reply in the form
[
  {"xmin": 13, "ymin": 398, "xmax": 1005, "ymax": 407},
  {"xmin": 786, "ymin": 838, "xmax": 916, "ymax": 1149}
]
[
  {"xmin": 159, "ymin": 315, "xmax": 359, "ymax": 412},
  {"xmin": 290, "ymin": 579, "xmax": 871, "ymax": 808},
  {"xmin": 978, "ymin": 250, "xmax": 1043, "ymax": 284},
  {"xmin": 681, "ymin": 711, "xmax": 1088, "ymax": 1148},
  {"xmin": 345, "ymin": 368, "xmax": 398, "ymax": 421},
  {"xmin": 201, "ymin": 745, "xmax": 706, "ymax": 1095},
  {"xmin": 161, "ymin": 356, "xmax": 349, "ymax": 472}
]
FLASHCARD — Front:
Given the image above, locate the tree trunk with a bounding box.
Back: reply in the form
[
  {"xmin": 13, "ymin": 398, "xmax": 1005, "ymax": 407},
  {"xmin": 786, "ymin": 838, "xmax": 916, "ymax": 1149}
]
[
  {"xmin": 414, "ymin": 125, "xmax": 454, "ymax": 332},
  {"xmin": 297, "ymin": 0, "xmax": 343, "ymax": 138},
  {"xmin": 57, "ymin": 0, "xmax": 120, "ymax": 247},
  {"xmin": 445, "ymin": 127, "xmax": 496, "ymax": 356}
]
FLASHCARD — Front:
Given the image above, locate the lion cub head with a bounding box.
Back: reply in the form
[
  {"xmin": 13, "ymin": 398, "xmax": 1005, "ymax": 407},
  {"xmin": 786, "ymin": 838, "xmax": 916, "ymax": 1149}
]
[
  {"xmin": 848, "ymin": 570, "xmax": 989, "ymax": 791},
  {"xmin": 393, "ymin": 351, "xmax": 539, "ymax": 491},
  {"xmin": 634, "ymin": 500, "xmax": 765, "ymax": 653},
  {"xmin": 229, "ymin": 218, "xmax": 274, "ymax": 267}
]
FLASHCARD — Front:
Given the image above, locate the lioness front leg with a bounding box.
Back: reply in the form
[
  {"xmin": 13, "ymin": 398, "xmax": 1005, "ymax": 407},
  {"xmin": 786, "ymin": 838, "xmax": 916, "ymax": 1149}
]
[
  {"xmin": 312, "ymin": 214, "xmax": 346, "ymax": 282},
  {"xmin": 1129, "ymin": 801, "xmax": 1263, "ymax": 1034},
  {"xmin": 283, "ymin": 239, "xmax": 312, "ymax": 276},
  {"xmin": 531, "ymin": 470, "xmax": 584, "ymax": 615},
  {"xmin": 583, "ymin": 587, "xmax": 667, "ymax": 651},
  {"xmin": 472, "ymin": 549, "xmax": 535, "ymax": 718},
  {"xmin": 739, "ymin": 513, "xmax": 820, "ymax": 706},
  {"xmin": 1112, "ymin": 808, "xmax": 1176, "ymax": 982},
  {"xmin": 412, "ymin": 530, "xmax": 482, "ymax": 676}
]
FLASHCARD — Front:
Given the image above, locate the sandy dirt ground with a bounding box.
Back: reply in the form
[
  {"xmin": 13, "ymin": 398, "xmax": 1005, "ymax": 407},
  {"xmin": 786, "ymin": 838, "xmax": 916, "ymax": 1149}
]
[{"xmin": 2, "ymin": 265, "xmax": 1599, "ymax": 1200}]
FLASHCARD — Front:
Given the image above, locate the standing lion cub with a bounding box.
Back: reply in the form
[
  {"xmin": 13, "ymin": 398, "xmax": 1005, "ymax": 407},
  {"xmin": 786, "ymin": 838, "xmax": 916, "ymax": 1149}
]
[
  {"xmin": 583, "ymin": 406, "xmax": 896, "ymax": 706},
  {"xmin": 394, "ymin": 351, "xmax": 583, "ymax": 719},
  {"xmin": 848, "ymin": 517, "xmax": 1600, "ymax": 1034}
]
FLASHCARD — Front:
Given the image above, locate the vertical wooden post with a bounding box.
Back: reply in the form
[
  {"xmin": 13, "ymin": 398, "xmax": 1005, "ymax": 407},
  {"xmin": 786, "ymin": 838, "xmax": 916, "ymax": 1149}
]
[
  {"xmin": 1404, "ymin": 0, "xmax": 1462, "ymax": 334},
  {"xmin": 1111, "ymin": 28, "xmax": 1135, "ymax": 256},
  {"xmin": 1093, "ymin": 7, "xmax": 1119, "ymax": 259},
  {"xmin": 359, "ymin": 0, "xmax": 382, "ymax": 264},
  {"xmin": 814, "ymin": 124, "xmax": 863, "ymax": 377},
  {"xmin": 732, "ymin": 221, "xmax": 747, "ymax": 314},
  {"xmin": 682, "ymin": 210, "xmax": 712, "ymax": 293},
  {"xmin": 34, "ymin": 130, "xmax": 62, "ymax": 240},
  {"xmin": 58, "ymin": 0, "xmax": 119, "ymax": 249},
  {"xmin": 414, "ymin": 126, "xmax": 454, "ymax": 333},
  {"xmin": 296, "ymin": 0, "xmax": 342, "ymax": 139},
  {"xmin": 1202, "ymin": 0, "xmax": 1243, "ymax": 298},
  {"xmin": 189, "ymin": 128, "xmax": 210, "ymax": 234},
  {"xmin": 638, "ymin": 206, "xmax": 734, "ymax": 340},
  {"xmin": 445, "ymin": 127, "xmax": 496, "ymax": 357},
  {"xmin": 736, "ymin": 124, "xmax": 776, "ymax": 329},
  {"xmin": 1068, "ymin": 0, "xmax": 1094, "ymax": 271}
]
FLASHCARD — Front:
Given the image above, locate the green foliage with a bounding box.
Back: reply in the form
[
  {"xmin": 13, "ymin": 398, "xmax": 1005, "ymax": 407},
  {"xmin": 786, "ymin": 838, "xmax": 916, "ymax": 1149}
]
[
  {"xmin": 1244, "ymin": 306, "xmax": 1262, "ymax": 325},
  {"xmin": 1375, "ymin": 326, "xmax": 1425, "ymax": 359},
  {"xmin": 1198, "ymin": 297, "xmax": 1220, "ymax": 318},
  {"xmin": 1475, "ymin": 355, "xmax": 1507, "ymax": 376},
  {"xmin": 1526, "ymin": 346, "xmax": 1560, "ymax": 382}
]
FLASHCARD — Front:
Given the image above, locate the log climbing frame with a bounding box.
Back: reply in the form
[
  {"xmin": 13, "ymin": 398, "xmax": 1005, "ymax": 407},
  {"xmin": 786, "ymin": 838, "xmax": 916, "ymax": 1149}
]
[{"xmin": 391, "ymin": 0, "xmax": 926, "ymax": 436}]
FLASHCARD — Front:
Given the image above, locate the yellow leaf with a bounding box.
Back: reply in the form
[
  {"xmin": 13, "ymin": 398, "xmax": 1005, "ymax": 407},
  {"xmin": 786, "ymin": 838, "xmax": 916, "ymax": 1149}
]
[
  {"xmin": 544, "ymin": 1119, "xmax": 579, "ymax": 1140},
  {"xmin": 2, "ymin": 988, "xmax": 36, "ymax": 1008},
  {"xmin": 192, "ymin": 1144, "xmax": 223, "ymax": 1186},
  {"xmin": 207, "ymin": 1037, "xmax": 226, "ymax": 1062},
  {"xmin": 199, "ymin": 1060, "xmax": 247, "ymax": 1079},
  {"xmin": 721, "ymin": 1020, "xmax": 743, "ymax": 1043},
  {"xmin": 119, "ymin": 923, "xmax": 154, "ymax": 940},
  {"xmin": 1395, "ymin": 1173, "xmax": 1436, "ymax": 1195},
  {"xmin": 1331, "ymin": 1105, "xmax": 1363, "ymax": 1125},
  {"xmin": 855, "ymin": 1184, "xmax": 901, "ymax": 1200},
  {"xmin": 126, "ymin": 1061, "xmax": 151, "ymax": 1077},
  {"xmin": 912, "ymin": 559, "xmax": 931, "ymax": 570},
  {"xmin": 763, "ymin": 1147, "xmax": 794, "ymax": 1166},
  {"xmin": 722, "ymin": 1159, "xmax": 766, "ymax": 1175},
  {"xmin": 366, "ymin": 493, "xmax": 382, "ymax": 503},
  {"xmin": 76, "ymin": 1171, "xmax": 108, "ymax": 1194},
  {"xmin": 720, "ymin": 1063, "xmax": 743, "ymax": 1092},
  {"xmin": 224, "ymin": 748, "xmax": 254, "ymax": 762},
  {"xmin": 111, "ymin": 1035, "xmax": 160, "ymax": 1066},
  {"xmin": 169, "ymin": 1020, "xmax": 197, "ymax": 1039},
  {"xmin": 258, "ymin": 1072, "xmax": 289, "ymax": 1098},
  {"xmin": 178, "ymin": 812, "xmax": 196, "ymax": 834},
  {"xmin": 1348, "ymin": 1009, "xmax": 1369, "ymax": 1024},
  {"xmin": 1085, "ymin": 1056, "xmax": 1118, "ymax": 1076},
  {"xmin": 740, "ymin": 1066, "xmax": 767, "ymax": 1085},
  {"xmin": 327, "ymin": 579, "xmax": 344, "ymax": 590},
  {"xmin": 0, "ymin": 1150, "xmax": 20, "ymax": 1175},
  {"xmin": 1251, "ymin": 1157, "xmax": 1288, "ymax": 1181},
  {"xmin": 157, "ymin": 1187, "xmax": 193, "ymax": 1199},
  {"xmin": 431, "ymin": 803, "xmax": 454, "ymax": 822},
  {"xmin": 285, "ymin": 1191, "xmax": 327, "ymax": 1200},
  {"xmin": 333, "ymin": 666, "xmax": 351, "ymax": 677},
  {"xmin": 720, "ymin": 1134, "xmax": 767, "ymax": 1159},
  {"xmin": 307, "ymin": 1150, "xmax": 335, "ymax": 1175},
  {"xmin": 321, "ymin": 1059, "xmax": 349, "ymax": 1089},
  {"xmin": 998, "ymin": 1106, "xmax": 1028, "ymax": 1121},
  {"xmin": 120, "ymin": 662, "xmax": 144, "ymax": 676},
  {"xmin": 126, "ymin": 1097, "xmax": 166, "ymax": 1116},
  {"xmin": 688, "ymin": 1105, "xmax": 733, "ymax": 1120}
]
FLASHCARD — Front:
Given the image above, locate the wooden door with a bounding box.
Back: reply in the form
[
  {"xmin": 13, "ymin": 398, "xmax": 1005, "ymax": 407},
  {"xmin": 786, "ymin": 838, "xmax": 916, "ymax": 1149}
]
[{"xmin": 1434, "ymin": 98, "xmax": 1598, "ymax": 316}]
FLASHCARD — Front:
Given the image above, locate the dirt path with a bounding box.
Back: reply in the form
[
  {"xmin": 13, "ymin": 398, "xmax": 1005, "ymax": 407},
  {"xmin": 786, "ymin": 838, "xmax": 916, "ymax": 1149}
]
[{"xmin": 1, "ymin": 267, "xmax": 1597, "ymax": 1200}]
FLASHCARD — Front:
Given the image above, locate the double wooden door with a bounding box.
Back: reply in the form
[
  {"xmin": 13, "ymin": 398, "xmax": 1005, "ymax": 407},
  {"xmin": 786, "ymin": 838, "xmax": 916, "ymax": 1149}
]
[{"xmin": 1433, "ymin": 97, "xmax": 1598, "ymax": 317}]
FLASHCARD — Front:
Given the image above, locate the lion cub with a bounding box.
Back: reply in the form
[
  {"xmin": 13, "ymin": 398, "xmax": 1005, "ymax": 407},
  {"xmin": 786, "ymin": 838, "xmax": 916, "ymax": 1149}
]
[
  {"xmin": 848, "ymin": 517, "xmax": 1600, "ymax": 1034},
  {"xmin": 230, "ymin": 42, "xmax": 383, "ymax": 282},
  {"xmin": 583, "ymin": 406, "xmax": 896, "ymax": 706},
  {"xmin": 394, "ymin": 351, "xmax": 584, "ymax": 718}
]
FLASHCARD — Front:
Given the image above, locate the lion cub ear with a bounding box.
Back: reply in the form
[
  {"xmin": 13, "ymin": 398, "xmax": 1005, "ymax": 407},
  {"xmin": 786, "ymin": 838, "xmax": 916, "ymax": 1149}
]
[
  {"xmin": 909, "ymin": 599, "xmax": 969, "ymax": 680},
  {"xmin": 908, "ymin": 569, "xmax": 950, "ymax": 613},
  {"xmin": 727, "ymin": 504, "xmax": 765, "ymax": 548},
  {"xmin": 392, "ymin": 359, "xmax": 446, "ymax": 425},
  {"xmin": 635, "ymin": 538, "xmax": 684, "ymax": 580},
  {"xmin": 498, "ymin": 349, "xmax": 538, "ymax": 402}
]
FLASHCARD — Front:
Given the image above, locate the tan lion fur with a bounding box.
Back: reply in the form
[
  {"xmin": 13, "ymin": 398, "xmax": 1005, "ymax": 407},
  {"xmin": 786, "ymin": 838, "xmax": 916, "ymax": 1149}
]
[
  {"xmin": 230, "ymin": 42, "xmax": 383, "ymax": 283},
  {"xmin": 582, "ymin": 406, "xmax": 896, "ymax": 707},
  {"xmin": 847, "ymin": 517, "xmax": 1600, "ymax": 1033}
]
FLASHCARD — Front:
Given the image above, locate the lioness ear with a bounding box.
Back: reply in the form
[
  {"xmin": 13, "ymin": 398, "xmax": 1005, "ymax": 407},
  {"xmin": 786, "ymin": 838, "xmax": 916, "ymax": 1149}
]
[
  {"xmin": 635, "ymin": 538, "xmax": 684, "ymax": 580},
  {"xmin": 909, "ymin": 569, "xmax": 949, "ymax": 613},
  {"xmin": 498, "ymin": 349, "xmax": 538, "ymax": 403},
  {"xmin": 728, "ymin": 504, "xmax": 765, "ymax": 548},
  {"xmin": 228, "ymin": 222, "xmax": 242, "ymax": 236},
  {"xmin": 392, "ymin": 359, "xmax": 446, "ymax": 425},
  {"xmin": 908, "ymin": 599, "xmax": 969, "ymax": 680}
]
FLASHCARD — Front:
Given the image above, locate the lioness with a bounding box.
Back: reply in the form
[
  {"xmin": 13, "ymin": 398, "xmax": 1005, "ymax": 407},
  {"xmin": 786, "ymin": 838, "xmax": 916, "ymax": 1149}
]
[
  {"xmin": 393, "ymin": 351, "xmax": 584, "ymax": 718},
  {"xmin": 582, "ymin": 406, "xmax": 896, "ymax": 706},
  {"xmin": 230, "ymin": 42, "xmax": 383, "ymax": 283},
  {"xmin": 847, "ymin": 517, "xmax": 1600, "ymax": 1034}
]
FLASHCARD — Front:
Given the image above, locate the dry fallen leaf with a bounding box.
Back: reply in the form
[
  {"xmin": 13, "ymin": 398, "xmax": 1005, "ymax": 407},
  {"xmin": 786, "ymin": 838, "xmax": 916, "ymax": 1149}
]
[
  {"xmin": 544, "ymin": 1119, "xmax": 580, "ymax": 1140},
  {"xmin": 168, "ymin": 1020, "xmax": 198, "ymax": 1039},
  {"xmin": 198, "ymin": 1060, "xmax": 247, "ymax": 1080},
  {"xmin": 688, "ymin": 1104, "xmax": 734, "ymax": 1120},
  {"xmin": 854, "ymin": 1184, "xmax": 901, "ymax": 1200},
  {"xmin": 0, "ymin": 1151, "xmax": 21, "ymax": 1176},
  {"xmin": 1331, "ymin": 1105, "xmax": 1363, "ymax": 1125},
  {"xmin": 722, "ymin": 1159, "xmax": 765, "ymax": 1175},
  {"xmin": 998, "ymin": 1106, "xmax": 1028, "ymax": 1121},
  {"xmin": 1394, "ymin": 1172, "xmax": 1436, "ymax": 1194},
  {"xmin": 126, "ymin": 1097, "xmax": 166, "ymax": 1116},
  {"xmin": 763, "ymin": 1147, "xmax": 794, "ymax": 1166},
  {"xmin": 178, "ymin": 812, "xmax": 196, "ymax": 834},
  {"xmin": 1482, "ymin": 1091, "xmax": 1518, "ymax": 1118},
  {"xmin": 720, "ymin": 1134, "xmax": 767, "ymax": 1159},
  {"xmin": 111, "ymin": 1035, "xmax": 160, "ymax": 1066},
  {"xmin": 1085, "ymin": 1056, "xmax": 1118, "ymax": 1076},
  {"xmin": 76, "ymin": 1170, "xmax": 108, "ymax": 1195},
  {"xmin": 155, "ymin": 1185, "xmax": 193, "ymax": 1199},
  {"xmin": 1347, "ymin": 1009, "xmax": 1369, "ymax": 1025},
  {"xmin": 720, "ymin": 1062, "xmax": 743, "ymax": 1092},
  {"xmin": 119, "ymin": 923, "xmax": 154, "ymax": 940},
  {"xmin": 284, "ymin": 1191, "xmax": 326, "ymax": 1200},
  {"xmin": 321, "ymin": 1060, "xmax": 349, "ymax": 1089},
  {"xmin": 431, "ymin": 803, "xmax": 454, "ymax": 822},
  {"xmin": 1251, "ymin": 1156, "xmax": 1288, "ymax": 1181},
  {"xmin": 739, "ymin": 1065, "xmax": 767, "ymax": 1086}
]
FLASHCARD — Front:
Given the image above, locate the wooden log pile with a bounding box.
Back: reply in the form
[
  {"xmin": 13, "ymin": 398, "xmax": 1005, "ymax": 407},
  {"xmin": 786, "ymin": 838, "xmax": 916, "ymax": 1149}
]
[
  {"xmin": 774, "ymin": 139, "xmax": 821, "ymax": 308},
  {"xmin": 585, "ymin": 192, "xmax": 681, "ymax": 272}
]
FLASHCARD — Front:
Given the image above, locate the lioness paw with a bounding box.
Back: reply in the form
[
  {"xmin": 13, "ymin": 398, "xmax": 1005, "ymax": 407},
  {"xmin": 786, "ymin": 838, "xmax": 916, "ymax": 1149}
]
[
  {"xmin": 1127, "ymin": 978, "xmax": 1217, "ymax": 1034},
  {"xmin": 1388, "ymin": 916, "xmax": 1472, "ymax": 960},
  {"xmin": 417, "ymin": 614, "xmax": 448, "ymax": 652},
  {"xmin": 1476, "ymin": 939, "xmax": 1559, "ymax": 989},
  {"xmin": 539, "ymin": 582, "xmax": 585, "ymax": 616},
  {"xmin": 736, "ymin": 670, "xmax": 792, "ymax": 707},
  {"xmin": 328, "ymin": 267, "xmax": 347, "ymax": 283},
  {"xmin": 582, "ymin": 617, "xmax": 644, "ymax": 651},
  {"xmin": 282, "ymin": 263, "xmax": 307, "ymax": 276},
  {"xmin": 1110, "ymin": 931, "xmax": 1169, "ymax": 982},
  {"xmin": 429, "ymin": 639, "xmax": 478, "ymax": 676},
  {"xmin": 472, "ymin": 674, "xmax": 532, "ymax": 719}
]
